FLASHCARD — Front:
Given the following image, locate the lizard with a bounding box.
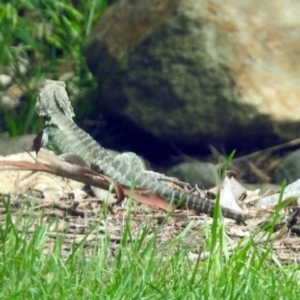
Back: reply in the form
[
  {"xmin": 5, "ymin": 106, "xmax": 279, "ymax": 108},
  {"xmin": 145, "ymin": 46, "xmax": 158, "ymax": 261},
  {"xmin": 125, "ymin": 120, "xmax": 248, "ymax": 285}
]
[{"xmin": 35, "ymin": 79, "xmax": 253, "ymax": 222}]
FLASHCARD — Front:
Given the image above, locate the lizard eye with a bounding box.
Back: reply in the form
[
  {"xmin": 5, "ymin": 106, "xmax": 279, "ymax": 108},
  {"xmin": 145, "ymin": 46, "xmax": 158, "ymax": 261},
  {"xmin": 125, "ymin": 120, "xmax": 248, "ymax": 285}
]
[{"xmin": 43, "ymin": 115, "xmax": 51, "ymax": 121}]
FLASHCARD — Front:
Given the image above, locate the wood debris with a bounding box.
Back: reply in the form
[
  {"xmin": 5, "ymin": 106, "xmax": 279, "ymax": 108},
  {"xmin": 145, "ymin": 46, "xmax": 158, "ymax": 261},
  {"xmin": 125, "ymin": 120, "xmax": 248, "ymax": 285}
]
[{"xmin": 0, "ymin": 149, "xmax": 300, "ymax": 263}]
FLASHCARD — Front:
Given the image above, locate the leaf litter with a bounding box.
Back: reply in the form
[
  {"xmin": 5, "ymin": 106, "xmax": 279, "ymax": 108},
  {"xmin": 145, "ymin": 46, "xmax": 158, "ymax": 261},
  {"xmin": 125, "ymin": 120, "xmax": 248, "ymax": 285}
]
[{"xmin": 0, "ymin": 148, "xmax": 300, "ymax": 263}]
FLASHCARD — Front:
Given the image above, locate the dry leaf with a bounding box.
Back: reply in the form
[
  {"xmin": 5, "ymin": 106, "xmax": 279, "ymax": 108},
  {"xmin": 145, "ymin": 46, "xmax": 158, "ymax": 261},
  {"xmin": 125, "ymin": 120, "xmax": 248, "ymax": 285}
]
[
  {"xmin": 219, "ymin": 177, "xmax": 243, "ymax": 212},
  {"xmin": 121, "ymin": 185, "xmax": 173, "ymax": 212}
]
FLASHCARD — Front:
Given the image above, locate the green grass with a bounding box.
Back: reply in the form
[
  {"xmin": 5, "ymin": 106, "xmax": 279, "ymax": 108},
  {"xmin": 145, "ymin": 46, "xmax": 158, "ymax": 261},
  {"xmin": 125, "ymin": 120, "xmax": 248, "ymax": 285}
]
[
  {"xmin": 1, "ymin": 193, "xmax": 300, "ymax": 300},
  {"xmin": 0, "ymin": 0, "xmax": 111, "ymax": 136}
]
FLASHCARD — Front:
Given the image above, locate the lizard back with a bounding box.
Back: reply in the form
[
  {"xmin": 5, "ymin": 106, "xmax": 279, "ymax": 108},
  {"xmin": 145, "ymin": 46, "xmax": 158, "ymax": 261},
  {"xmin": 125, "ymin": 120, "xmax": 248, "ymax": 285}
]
[{"xmin": 37, "ymin": 80, "xmax": 253, "ymax": 222}]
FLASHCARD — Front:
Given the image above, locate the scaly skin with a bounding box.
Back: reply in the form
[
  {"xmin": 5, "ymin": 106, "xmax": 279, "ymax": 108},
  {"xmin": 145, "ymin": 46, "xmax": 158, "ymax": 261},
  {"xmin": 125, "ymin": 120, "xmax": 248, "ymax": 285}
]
[{"xmin": 36, "ymin": 80, "xmax": 253, "ymax": 222}]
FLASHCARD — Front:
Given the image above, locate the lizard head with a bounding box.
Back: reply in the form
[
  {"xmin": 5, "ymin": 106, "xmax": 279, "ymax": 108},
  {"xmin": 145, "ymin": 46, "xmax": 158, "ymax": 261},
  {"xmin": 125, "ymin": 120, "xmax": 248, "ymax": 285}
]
[{"xmin": 36, "ymin": 79, "xmax": 75, "ymax": 120}]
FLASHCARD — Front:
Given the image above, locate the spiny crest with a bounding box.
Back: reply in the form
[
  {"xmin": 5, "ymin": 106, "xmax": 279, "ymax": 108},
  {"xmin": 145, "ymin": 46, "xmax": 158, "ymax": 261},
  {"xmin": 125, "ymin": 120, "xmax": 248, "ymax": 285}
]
[{"xmin": 36, "ymin": 79, "xmax": 75, "ymax": 119}]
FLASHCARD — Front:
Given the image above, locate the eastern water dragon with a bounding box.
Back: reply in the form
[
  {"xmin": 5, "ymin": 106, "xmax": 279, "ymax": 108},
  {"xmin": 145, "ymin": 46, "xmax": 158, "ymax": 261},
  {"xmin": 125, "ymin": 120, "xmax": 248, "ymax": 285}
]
[{"xmin": 36, "ymin": 80, "xmax": 253, "ymax": 222}]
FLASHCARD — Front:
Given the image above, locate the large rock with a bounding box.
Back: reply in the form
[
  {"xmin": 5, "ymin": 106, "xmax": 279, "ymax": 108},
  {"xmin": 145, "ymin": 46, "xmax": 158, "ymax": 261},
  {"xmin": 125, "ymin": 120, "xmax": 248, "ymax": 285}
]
[
  {"xmin": 166, "ymin": 161, "xmax": 218, "ymax": 188},
  {"xmin": 274, "ymin": 149, "xmax": 300, "ymax": 184},
  {"xmin": 0, "ymin": 134, "xmax": 35, "ymax": 156},
  {"xmin": 86, "ymin": 0, "xmax": 300, "ymax": 148}
]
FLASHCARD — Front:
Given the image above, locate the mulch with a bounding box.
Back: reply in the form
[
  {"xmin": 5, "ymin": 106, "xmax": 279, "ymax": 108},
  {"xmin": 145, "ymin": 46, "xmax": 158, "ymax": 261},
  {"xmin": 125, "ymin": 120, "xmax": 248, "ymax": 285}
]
[{"xmin": 1, "ymin": 191, "xmax": 300, "ymax": 264}]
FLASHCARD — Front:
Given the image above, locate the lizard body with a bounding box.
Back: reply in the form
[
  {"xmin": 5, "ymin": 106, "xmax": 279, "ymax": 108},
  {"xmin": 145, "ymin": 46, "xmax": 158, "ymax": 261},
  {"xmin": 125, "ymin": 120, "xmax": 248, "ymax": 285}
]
[{"xmin": 36, "ymin": 80, "xmax": 252, "ymax": 222}]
